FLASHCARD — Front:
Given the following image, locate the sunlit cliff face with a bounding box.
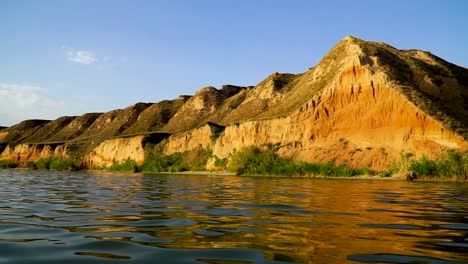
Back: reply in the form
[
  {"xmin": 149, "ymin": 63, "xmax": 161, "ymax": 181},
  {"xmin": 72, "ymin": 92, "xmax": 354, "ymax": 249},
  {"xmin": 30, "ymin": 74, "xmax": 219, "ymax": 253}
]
[{"xmin": 1, "ymin": 36, "xmax": 467, "ymax": 170}]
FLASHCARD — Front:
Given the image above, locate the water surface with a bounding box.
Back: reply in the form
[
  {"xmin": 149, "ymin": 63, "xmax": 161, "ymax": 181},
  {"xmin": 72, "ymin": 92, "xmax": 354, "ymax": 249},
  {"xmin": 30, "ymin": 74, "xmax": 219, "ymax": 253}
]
[{"xmin": 0, "ymin": 169, "xmax": 467, "ymax": 263}]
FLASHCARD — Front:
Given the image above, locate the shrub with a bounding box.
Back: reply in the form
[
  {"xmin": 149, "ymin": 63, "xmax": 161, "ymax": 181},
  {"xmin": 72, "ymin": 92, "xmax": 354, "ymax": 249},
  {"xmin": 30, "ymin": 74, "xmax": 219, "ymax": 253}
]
[
  {"xmin": 390, "ymin": 151, "xmax": 468, "ymax": 180},
  {"xmin": 35, "ymin": 158, "xmax": 53, "ymax": 170},
  {"xmin": 26, "ymin": 161, "xmax": 38, "ymax": 170},
  {"xmin": 0, "ymin": 160, "xmax": 18, "ymax": 168},
  {"xmin": 184, "ymin": 148, "xmax": 212, "ymax": 171},
  {"xmin": 108, "ymin": 158, "xmax": 140, "ymax": 172},
  {"xmin": 214, "ymin": 157, "xmax": 227, "ymax": 167},
  {"xmin": 409, "ymin": 155, "xmax": 437, "ymax": 177},
  {"xmin": 355, "ymin": 166, "xmax": 373, "ymax": 176},
  {"xmin": 407, "ymin": 151, "xmax": 468, "ymax": 180},
  {"xmin": 228, "ymin": 146, "xmax": 282, "ymax": 175},
  {"xmin": 49, "ymin": 158, "xmax": 77, "ymax": 171},
  {"xmin": 34, "ymin": 157, "xmax": 78, "ymax": 170},
  {"xmin": 227, "ymin": 146, "xmax": 369, "ymax": 176},
  {"xmin": 379, "ymin": 167, "xmax": 398, "ymax": 177},
  {"xmin": 140, "ymin": 139, "xmax": 215, "ymax": 172},
  {"xmin": 333, "ymin": 163, "xmax": 356, "ymax": 176}
]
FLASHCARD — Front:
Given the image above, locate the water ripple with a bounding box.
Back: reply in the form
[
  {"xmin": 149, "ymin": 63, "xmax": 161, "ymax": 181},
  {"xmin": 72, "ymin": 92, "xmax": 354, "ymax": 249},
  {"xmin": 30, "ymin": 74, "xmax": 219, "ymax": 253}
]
[{"xmin": 0, "ymin": 169, "xmax": 467, "ymax": 263}]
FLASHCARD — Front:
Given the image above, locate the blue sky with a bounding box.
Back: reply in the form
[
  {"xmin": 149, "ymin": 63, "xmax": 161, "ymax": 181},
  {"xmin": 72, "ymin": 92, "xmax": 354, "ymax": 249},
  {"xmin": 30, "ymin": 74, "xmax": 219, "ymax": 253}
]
[{"xmin": 1, "ymin": 0, "xmax": 467, "ymax": 126}]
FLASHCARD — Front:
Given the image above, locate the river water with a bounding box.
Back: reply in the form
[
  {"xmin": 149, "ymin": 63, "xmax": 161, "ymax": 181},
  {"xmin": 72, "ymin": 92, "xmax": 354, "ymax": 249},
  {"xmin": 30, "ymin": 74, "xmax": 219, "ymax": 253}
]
[{"xmin": 0, "ymin": 169, "xmax": 466, "ymax": 264}]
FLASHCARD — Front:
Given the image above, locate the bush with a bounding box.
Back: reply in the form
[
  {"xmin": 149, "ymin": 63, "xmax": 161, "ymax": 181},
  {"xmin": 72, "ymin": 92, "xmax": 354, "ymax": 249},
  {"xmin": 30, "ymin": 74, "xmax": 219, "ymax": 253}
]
[
  {"xmin": 140, "ymin": 149, "xmax": 189, "ymax": 173},
  {"xmin": 34, "ymin": 157, "xmax": 78, "ymax": 170},
  {"xmin": 49, "ymin": 158, "xmax": 77, "ymax": 171},
  {"xmin": 139, "ymin": 141, "xmax": 213, "ymax": 172},
  {"xmin": 379, "ymin": 167, "xmax": 398, "ymax": 177},
  {"xmin": 407, "ymin": 151, "xmax": 468, "ymax": 180},
  {"xmin": 214, "ymin": 157, "xmax": 227, "ymax": 167},
  {"xmin": 108, "ymin": 158, "xmax": 140, "ymax": 172},
  {"xmin": 26, "ymin": 161, "xmax": 38, "ymax": 170},
  {"xmin": 354, "ymin": 166, "xmax": 373, "ymax": 176},
  {"xmin": 409, "ymin": 155, "xmax": 437, "ymax": 177},
  {"xmin": 184, "ymin": 148, "xmax": 212, "ymax": 171},
  {"xmin": 35, "ymin": 158, "xmax": 53, "ymax": 170},
  {"xmin": 0, "ymin": 160, "xmax": 18, "ymax": 168},
  {"xmin": 227, "ymin": 146, "xmax": 369, "ymax": 176},
  {"xmin": 228, "ymin": 146, "xmax": 283, "ymax": 175}
]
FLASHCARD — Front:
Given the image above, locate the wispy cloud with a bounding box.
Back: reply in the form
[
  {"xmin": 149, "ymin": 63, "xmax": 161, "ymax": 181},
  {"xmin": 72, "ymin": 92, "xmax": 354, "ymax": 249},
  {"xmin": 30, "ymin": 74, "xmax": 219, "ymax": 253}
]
[
  {"xmin": 0, "ymin": 83, "xmax": 65, "ymax": 126},
  {"xmin": 66, "ymin": 50, "xmax": 97, "ymax": 65}
]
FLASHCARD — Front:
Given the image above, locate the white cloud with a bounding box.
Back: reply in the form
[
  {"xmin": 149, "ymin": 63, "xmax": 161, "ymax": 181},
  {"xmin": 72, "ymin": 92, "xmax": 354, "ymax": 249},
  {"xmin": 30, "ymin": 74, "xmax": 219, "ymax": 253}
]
[
  {"xmin": 66, "ymin": 50, "xmax": 97, "ymax": 65},
  {"xmin": 0, "ymin": 84, "xmax": 65, "ymax": 126}
]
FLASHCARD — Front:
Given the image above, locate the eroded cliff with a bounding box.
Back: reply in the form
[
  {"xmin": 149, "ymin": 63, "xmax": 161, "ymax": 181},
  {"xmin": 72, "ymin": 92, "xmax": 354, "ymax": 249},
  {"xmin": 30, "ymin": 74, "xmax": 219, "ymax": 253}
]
[{"xmin": 1, "ymin": 36, "xmax": 467, "ymax": 171}]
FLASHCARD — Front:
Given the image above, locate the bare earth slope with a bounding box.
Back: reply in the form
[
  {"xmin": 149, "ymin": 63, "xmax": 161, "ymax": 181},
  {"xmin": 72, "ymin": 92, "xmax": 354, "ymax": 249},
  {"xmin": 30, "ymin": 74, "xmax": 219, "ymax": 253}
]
[{"xmin": 1, "ymin": 36, "xmax": 467, "ymax": 169}]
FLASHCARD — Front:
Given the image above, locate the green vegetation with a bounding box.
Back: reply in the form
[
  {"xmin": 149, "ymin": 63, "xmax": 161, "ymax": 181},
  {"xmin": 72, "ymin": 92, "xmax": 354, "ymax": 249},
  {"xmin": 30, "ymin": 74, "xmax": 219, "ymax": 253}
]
[
  {"xmin": 0, "ymin": 160, "xmax": 18, "ymax": 168},
  {"xmin": 227, "ymin": 146, "xmax": 372, "ymax": 176},
  {"xmin": 139, "ymin": 140, "xmax": 188, "ymax": 172},
  {"xmin": 34, "ymin": 157, "xmax": 78, "ymax": 171},
  {"xmin": 2, "ymin": 141, "xmax": 465, "ymax": 182},
  {"xmin": 379, "ymin": 167, "xmax": 398, "ymax": 177},
  {"xmin": 408, "ymin": 151, "xmax": 467, "ymax": 180},
  {"xmin": 138, "ymin": 140, "xmax": 213, "ymax": 173},
  {"xmin": 108, "ymin": 158, "xmax": 140, "ymax": 172},
  {"xmin": 0, "ymin": 157, "xmax": 77, "ymax": 171},
  {"xmin": 214, "ymin": 156, "xmax": 227, "ymax": 167},
  {"xmin": 379, "ymin": 151, "xmax": 468, "ymax": 180},
  {"xmin": 26, "ymin": 161, "xmax": 38, "ymax": 170},
  {"xmin": 35, "ymin": 158, "xmax": 53, "ymax": 170},
  {"xmin": 140, "ymin": 153, "xmax": 188, "ymax": 172},
  {"xmin": 184, "ymin": 148, "xmax": 213, "ymax": 171},
  {"xmin": 50, "ymin": 158, "xmax": 78, "ymax": 170}
]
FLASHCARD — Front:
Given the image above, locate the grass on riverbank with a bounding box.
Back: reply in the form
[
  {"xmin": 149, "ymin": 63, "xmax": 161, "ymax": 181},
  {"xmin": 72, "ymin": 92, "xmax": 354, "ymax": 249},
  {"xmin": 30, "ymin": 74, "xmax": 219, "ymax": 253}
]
[
  {"xmin": 1, "ymin": 158, "xmax": 78, "ymax": 171},
  {"xmin": 2, "ymin": 144, "xmax": 466, "ymax": 180},
  {"xmin": 107, "ymin": 158, "xmax": 140, "ymax": 172},
  {"xmin": 0, "ymin": 160, "xmax": 18, "ymax": 168},
  {"xmin": 33, "ymin": 157, "xmax": 79, "ymax": 171},
  {"xmin": 228, "ymin": 146, "xmax": 372, "ymax": 176},
  {"xmin": 407, "ymin": 151, "xmax": 467, "ymax": 180},
  {"xmin": 137, "ymin": 141, "xmax": 212, "ymax": 172},
  {"xmin": 379, "ymin": 151, "xmax": 468, "ymax": 180}
]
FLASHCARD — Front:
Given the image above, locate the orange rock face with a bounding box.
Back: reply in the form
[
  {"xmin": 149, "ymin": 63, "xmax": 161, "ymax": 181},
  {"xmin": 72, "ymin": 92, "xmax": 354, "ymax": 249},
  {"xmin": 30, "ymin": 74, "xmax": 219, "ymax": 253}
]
[
  {"xmin": 82, "ymin": 135, "xmax": 146, "ymax": 168},
  {"xmin": 1, "ymin": 36, "xmax": 466, "ymax": 171},
  {"xmin": 0, "ymin": 144, "xmax": 69, "ymax": 165},
  {"xmin": 210, "ymin": 63, "xmax": 466, "ymax": 170}
]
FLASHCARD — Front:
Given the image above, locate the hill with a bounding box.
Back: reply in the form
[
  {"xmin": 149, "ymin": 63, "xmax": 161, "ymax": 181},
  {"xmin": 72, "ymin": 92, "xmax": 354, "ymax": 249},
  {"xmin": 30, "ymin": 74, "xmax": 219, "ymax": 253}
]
[{"xmin": 1, "ymin": 36, "xmax": 467, "ymax": 171}]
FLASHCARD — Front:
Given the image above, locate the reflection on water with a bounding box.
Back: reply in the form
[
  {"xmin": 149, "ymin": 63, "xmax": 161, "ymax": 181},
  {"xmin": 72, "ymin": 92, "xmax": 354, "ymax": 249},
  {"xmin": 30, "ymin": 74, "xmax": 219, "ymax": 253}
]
[{"xmin": 0, "ymin": 169, "xmax": 467, "ymax": 263}]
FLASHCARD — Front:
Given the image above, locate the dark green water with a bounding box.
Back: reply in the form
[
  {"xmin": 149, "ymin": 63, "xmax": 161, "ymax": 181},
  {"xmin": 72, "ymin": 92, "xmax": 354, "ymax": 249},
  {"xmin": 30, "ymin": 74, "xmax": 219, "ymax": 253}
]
[{"xmin": 0, "ymin": 169, "xmax": 467, "ymax": 264}]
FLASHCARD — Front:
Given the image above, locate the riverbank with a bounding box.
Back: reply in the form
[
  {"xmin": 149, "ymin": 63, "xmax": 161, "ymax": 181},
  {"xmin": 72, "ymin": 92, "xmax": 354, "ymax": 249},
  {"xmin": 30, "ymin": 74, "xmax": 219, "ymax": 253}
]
[
  {"xmin": 3, "ymin": 167, "xmax": 468, "ymax": 182},
  {"xmin": 1, "ymin": 145, "xmax": 467, "ymax": 182}
]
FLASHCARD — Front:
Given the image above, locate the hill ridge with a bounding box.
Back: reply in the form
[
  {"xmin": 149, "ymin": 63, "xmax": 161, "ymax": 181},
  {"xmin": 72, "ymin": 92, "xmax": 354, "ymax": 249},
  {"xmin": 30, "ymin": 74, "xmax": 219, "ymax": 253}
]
[{"xmin": 1, "ymin": 36, "xmax": 467, "ymax": 169}]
